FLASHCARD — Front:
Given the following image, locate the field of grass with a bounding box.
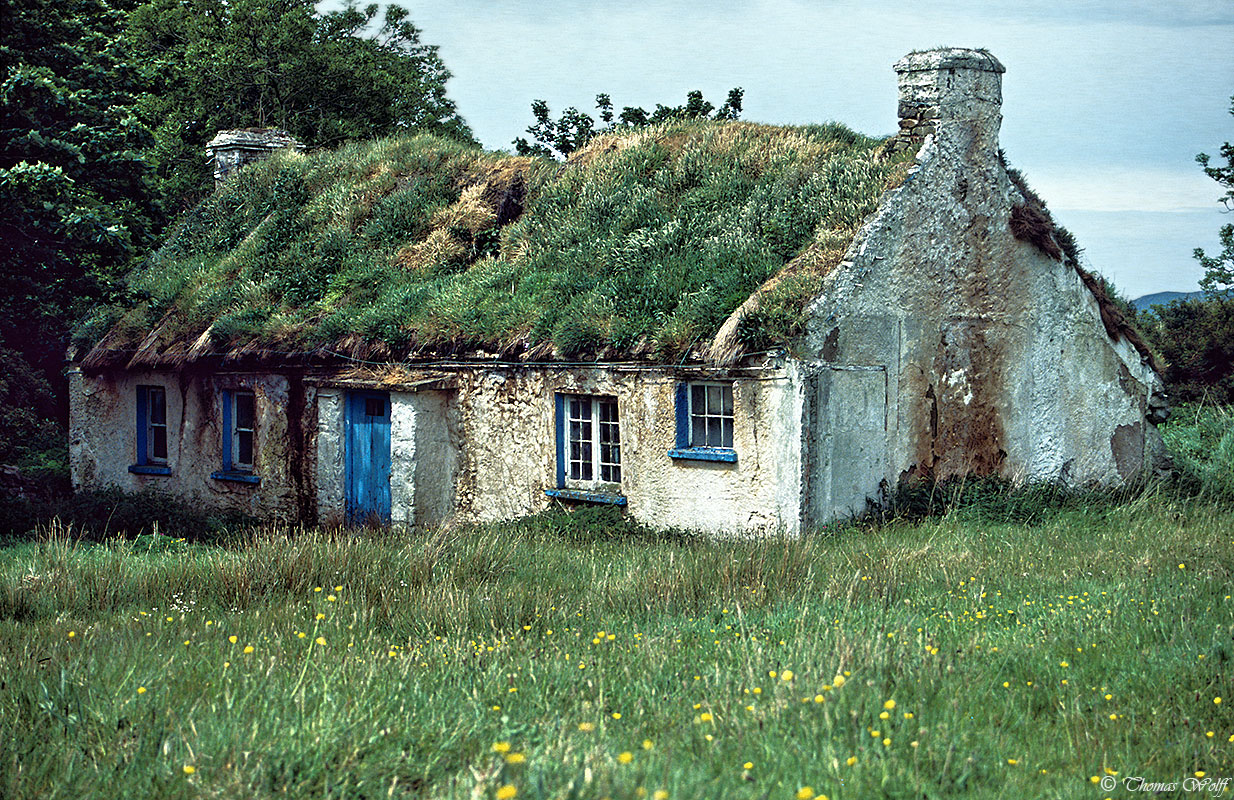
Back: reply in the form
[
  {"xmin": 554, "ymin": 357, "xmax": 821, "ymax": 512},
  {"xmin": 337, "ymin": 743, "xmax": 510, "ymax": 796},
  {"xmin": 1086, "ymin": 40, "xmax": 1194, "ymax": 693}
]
[{"xmin": 1, "ymin": 489, "xmax": 1231, "ymax": 799}]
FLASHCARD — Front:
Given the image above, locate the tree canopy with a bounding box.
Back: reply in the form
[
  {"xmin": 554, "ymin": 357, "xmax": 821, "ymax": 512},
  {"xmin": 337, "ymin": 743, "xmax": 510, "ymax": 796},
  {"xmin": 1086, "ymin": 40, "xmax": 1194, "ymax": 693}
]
[
  {"xmin": 0, "ymin": 0, "xmax": 156, "ymax": 468},
  {"xmin": 126, "ymin": 0, "xmax": 476, "ymax": 212},
  {"xmin": 514, "ymin": 88, "xmax": 744, "ymax": 159},
  {"xmin": 1195, "ymin": 95, "xmax": 1234, "ymax": 297}
]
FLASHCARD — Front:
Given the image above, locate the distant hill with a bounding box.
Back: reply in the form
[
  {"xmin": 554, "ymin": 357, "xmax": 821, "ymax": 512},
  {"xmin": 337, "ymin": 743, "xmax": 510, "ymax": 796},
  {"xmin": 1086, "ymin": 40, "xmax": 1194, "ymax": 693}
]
[{"xmin": 1131, "ymin": 291, "xmax": 1204, "ymax": 311}]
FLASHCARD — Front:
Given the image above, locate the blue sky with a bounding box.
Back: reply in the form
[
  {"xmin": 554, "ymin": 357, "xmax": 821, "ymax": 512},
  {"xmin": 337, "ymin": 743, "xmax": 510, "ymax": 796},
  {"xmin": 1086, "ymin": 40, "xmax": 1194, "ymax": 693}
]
[{"xmin": 321, "ymin": 0, "xmax": 1233, "ymax": 299}]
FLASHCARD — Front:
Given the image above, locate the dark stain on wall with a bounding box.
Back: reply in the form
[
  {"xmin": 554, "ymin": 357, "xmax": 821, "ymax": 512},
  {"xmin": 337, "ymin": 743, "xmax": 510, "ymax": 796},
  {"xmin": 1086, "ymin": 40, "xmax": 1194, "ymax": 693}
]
[{"xmin": 1110, "ymin": 422, "xmax": 1144, "ymax": 480}]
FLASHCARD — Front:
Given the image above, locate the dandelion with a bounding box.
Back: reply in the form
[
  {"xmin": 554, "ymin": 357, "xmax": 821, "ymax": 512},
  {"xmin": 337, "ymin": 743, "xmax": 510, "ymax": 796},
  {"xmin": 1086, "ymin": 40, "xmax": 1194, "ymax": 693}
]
[
  {"xmin": 505, "ymin": 753, "xmax": 525, "ymax": 765},
  {"xmin": 903, "ymin": 712, "xmax": 914, "ymax": 719},
  {"xmin": 611, "ymin": 712, "xmax": 621, "ymax": 719},
  {"xmin": 243, "ymin": 645, "xmax": 254, "ymax": 654},
  {"xmin": 653, "ymin": 791, "xmax": 669, "ymax": 800},
  {"xmin": 1003, "ymin": 682, "xmax": 1010, "ymax": 688},
  {"xmin": 699, "ymin": 713, "xmax": 713, "ymax": 723},
  {"xmin": 1206, "ymin": 731, "xmax": 1214, "ymax": 738},
  {"xmin": 1215, "ymin": 697, "xmax": 1222, "ymax": 705},
  {"xmin": 879, "ymin": 711, "xmax": 889, "ymax": 720},
  {"xmin": 883, "ymin": 738, "xmax": 891, "ymax": 747},
  {"xmin": 795, "ymin": 787, "xmax": 815, "ymax": 800},
  {"xmin": 316, "ymin": 613, "xmax": 325, "ymax": 621},
  {"xmin": 769, "ymin": 670, "xmax": 777, "ymax": 679},
  {"xmin": 67, "ymin": 631, "xmax": 76, "ymax": 639},
  {"xmin": 1104, "ymin": 768, "xmax": 1117, "ymax": 776},
  {"xmin": 496, "ymin": 785, "xmax": 517, "ymax": 799},
  {"xmin": 1060, "ymin": 661, "xmax": 1069, "ymax": 668},
  {"xmin": 229, "ymin": 635, "xmax": 238, "ymax": 644},
  {"xmin": 743, "ymin": 762, "xmax": 753, "ymax": 770},
  {"xmin": 618, "ymin": 752, "xmax": 633, "ymax": 764},
  {"xmin": 1090, "ymin": 776, "xmax": 1100, "ymax": 784},
  {"xmin": 183, "ymin": 765, "xmax": 196, "ymax": 775},
  {"xmin": 1104, "ymin": 694, "xmax": 1112, "ymax": 701},
  {"xmin": 833, "ymin": 675, "xmax": 845, "ymax": 688},
  {"xmin": 910, "ymin": 741, "xmax": 919, "ymax": 748},
  {"xmin": 814, "ymin": 694, "xmax": 825, "ymax": 704},
  {"xmin": 643, "ymin": 739, "xmax": 654, "ymax": 750},
  {"xmin": 884, "ymin": 699, "xmax": 896, "ymax": 710},
  {"xmin": 492, "ymin": 742, "xmax": 511, "ymax": 754},
  {"xmin": 327, "ymin": 595, "xmax": 337, "ymax": 602},
  {"xmin": 846, "ymin": 756, "xmax": 857, "ymax": 766},
  {"xmin": 1007, "ymin": 759, "xmax": 1018, "ymax": 765},
  {"xmin": 1195, "ymin": 771, "xmax": 1206, "ymax": 779},
  {"xmin": 870, "ymin": 730, "xmax": 880, "ymax": 738},
  {"xmin": 578, "ymin": 722, "xmax": 595, "ymax": 732},
  {"xmin": 781, "ymin": 670, "xmax": 794, "ymax": 681},
  {"xmin": 314, "ymin": 587, "xmax": 322, "ymax": 592},
  {"xmin": 137, "ymin": 686, "xmax": 147, "ymax": 694}
]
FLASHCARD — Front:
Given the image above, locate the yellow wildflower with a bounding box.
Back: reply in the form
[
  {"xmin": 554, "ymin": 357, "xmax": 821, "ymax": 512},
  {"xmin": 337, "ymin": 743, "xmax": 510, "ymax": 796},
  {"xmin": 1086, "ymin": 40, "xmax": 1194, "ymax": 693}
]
[
  {"xmin": 496, "ymin": 786, "xmax": 517, "ymax": 800},
  {"xmin": 618, "ymin": 752, "xmax": 633, "ymax": 764}
]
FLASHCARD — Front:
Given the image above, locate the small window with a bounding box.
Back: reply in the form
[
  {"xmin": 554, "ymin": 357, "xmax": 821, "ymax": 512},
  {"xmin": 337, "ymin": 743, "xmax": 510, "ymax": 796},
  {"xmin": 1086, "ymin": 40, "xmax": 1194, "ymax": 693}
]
[
  {"xmin": 131, "ymin": 385, "xmax": 172, "ymax": 475},
  {"xmin": 141, "ymin": 385, "xmax": 167, "ymax": 464},
  {"xmin": 560, "ymin": 394, "xmax": 621, "ymax": 489},
  {"xmin": 669, "ymin": 382, "xmax": 738, "ymax": 463},
  {"xmin": 232, "ymin": 391, "xmax": 255, "ymax": 470},
  {"xmin": 690, "ymin": 383, "xmax": 734, "ymax": 449}
]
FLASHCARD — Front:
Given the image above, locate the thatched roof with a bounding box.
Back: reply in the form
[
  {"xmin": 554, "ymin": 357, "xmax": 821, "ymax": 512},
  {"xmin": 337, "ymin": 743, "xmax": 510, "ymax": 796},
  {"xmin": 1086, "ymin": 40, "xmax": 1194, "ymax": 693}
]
[
  {"xmin": 75, "ymin": 119, "xmax": 1153, "ymax": 373},
  {"xmin": 77, "ymin": 120, "xmax": 910, "ymax": 371}
]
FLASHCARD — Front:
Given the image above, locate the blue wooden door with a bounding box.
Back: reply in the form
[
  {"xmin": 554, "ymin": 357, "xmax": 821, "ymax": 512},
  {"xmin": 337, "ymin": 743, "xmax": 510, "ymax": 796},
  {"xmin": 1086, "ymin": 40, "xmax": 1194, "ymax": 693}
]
[{"xmin": 345, "ymin": 391, "xmax": 391, "ymax": 525}]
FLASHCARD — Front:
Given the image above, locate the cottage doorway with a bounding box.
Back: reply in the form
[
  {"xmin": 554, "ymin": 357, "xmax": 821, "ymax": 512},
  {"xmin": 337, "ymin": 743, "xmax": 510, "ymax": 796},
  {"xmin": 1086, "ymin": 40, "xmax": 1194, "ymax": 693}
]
[{"xmin": 345, "ymin": 391, "xmax": 391, "ymax": 525}]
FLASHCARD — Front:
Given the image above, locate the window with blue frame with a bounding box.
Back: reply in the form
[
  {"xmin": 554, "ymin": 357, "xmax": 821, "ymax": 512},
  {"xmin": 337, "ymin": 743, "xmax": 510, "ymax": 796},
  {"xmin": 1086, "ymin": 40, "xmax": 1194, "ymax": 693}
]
[
  {"xmin": 213, "ymin": 389, "xmax": 261, "ymax": 484},
  {"xmin": 669, "ymin": 382, "xmax": 738, "ymax": 462},
  {"xmin": 546, "ymin": 393, "xmax": 626, "ymax": 505},
  {"xmin": 130, "ymin": 385, "xmax": 171, "ymax": 475}
]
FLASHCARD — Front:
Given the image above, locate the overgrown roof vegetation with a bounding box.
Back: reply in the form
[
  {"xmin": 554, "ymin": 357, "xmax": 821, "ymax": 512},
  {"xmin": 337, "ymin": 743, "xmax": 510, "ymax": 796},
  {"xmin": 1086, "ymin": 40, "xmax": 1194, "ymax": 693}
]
[{"xmin": 79, "ymin": 120, "xmax": 911, "ymax": 367}]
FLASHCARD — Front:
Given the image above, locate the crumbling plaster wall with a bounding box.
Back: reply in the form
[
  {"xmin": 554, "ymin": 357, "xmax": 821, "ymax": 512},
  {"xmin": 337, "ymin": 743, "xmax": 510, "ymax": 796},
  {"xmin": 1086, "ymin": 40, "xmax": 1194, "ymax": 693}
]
[
  {"xmin": 447, "ymin": 366, "xmax": 804, "ymax": 534},
  {"xmin": 799, "ymin": 49, "xmax": 1163, "ymax": 501},
  {"xmin": 69, "ymin": 368, "xmax": 311, "ymax": 519}
]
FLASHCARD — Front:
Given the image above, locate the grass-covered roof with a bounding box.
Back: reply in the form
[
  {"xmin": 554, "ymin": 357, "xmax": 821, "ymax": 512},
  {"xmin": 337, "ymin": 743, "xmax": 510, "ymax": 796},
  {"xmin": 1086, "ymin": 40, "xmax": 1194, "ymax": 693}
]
[{"xmin": 79, "ymin": 120, "xmax": 913, "ymax": 369}]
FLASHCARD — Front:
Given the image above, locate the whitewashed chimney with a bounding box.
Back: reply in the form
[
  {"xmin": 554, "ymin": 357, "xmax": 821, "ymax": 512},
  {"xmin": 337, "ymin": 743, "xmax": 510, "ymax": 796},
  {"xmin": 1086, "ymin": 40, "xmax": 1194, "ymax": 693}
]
[
  {"xmin": 892, "ymin": 48, "xmax": 1005, "ymax": 154},
  {"xmin": 205, "ymin": 129, "xmax": 305, "ymax": 185}
]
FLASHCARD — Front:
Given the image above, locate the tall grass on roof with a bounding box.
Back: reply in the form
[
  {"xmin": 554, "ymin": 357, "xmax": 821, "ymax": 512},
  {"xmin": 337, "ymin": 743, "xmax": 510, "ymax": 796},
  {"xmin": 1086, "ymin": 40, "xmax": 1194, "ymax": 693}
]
[{"xmin": 81, "ymin": 121, "xmax": 911, "ymax": 363}]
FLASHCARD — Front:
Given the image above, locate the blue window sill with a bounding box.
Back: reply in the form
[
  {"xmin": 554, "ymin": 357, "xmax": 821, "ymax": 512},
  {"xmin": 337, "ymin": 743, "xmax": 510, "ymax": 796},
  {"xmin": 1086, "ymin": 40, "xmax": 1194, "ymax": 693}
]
[
  {"xmin": 545, "ymin": 488, "xmax": 627, "ymax": 506},
  {"xmin": 668, "ymin": 447, "xmax": 738, "ymax": 463},
  {"xmin": 128, "ymin": 464, "xmax": 171, "ymax": 476},
  {"xmin": 211, "ymin": 470, "xmax": 261, "ymax": 485}
]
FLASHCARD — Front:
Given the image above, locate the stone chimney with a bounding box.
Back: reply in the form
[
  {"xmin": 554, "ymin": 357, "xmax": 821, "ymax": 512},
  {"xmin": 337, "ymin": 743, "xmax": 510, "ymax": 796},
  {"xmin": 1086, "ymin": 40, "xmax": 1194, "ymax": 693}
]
[
  {"xmin": 892, "ymin": 48, "xmax": 1005, "ymax": 153},
  {"xmin": 205, "ymin": 128, "xmax": 305, "ymax": 185}
]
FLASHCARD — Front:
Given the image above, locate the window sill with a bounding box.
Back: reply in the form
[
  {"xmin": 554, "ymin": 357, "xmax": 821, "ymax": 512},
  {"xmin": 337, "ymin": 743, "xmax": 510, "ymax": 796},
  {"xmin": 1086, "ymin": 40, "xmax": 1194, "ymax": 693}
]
[
  {"xmin": 211, "ymin": 470, "xmax": 261, "ymax": 485},
  {"xmin": 668, "ymin": 447, "xmax": 738, "ymax": 463},
  {"xmin": 545, "ymin": 488, "xmax": 627, "ymax": 506},
  {"xmin": 128, "ymin": 464, "xmax": 171, "ymax": 476}
]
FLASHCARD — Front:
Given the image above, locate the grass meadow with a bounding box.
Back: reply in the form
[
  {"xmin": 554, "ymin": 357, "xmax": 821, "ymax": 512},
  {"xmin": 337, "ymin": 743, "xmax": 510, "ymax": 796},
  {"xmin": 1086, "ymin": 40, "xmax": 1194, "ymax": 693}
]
[{"xmin": 0, "ymin": 489, "xmax": 1231, "ymax": 800}]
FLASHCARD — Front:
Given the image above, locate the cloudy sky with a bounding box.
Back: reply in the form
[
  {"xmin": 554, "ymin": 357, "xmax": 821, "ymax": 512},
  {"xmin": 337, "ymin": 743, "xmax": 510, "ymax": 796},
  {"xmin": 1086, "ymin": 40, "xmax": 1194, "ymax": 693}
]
[{"xmin": 323, "ymin": 0, "xmax": 1233, "ymax": 299}]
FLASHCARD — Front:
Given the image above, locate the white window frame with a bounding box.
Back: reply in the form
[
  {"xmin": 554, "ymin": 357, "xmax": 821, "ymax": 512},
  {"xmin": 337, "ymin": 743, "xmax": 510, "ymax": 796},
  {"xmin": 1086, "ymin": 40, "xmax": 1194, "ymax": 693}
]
[
  {"xmin": 563, "ymin": 394, "xmax": 622, "ymax": 491},
  {"xmin": 144, "ymin": 385, "xmax": 168, "ymax": 464},
  {"xmin": 688, "ymin": 382, "xmax": 734, "ymax": 450}
]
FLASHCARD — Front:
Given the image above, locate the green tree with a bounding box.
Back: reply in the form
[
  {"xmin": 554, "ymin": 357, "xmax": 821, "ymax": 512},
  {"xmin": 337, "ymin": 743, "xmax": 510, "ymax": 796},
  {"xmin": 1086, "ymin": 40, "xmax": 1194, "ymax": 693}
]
[
  {"xmin": 0, "ymin": 0, "xmax": 156, "ymax": 469},
  {"xmin": 1195, "ymin": 94, "xmax": 1234, "ymax": 297},
  {"xmin": 126, "ymin": 0, "xmax": 475, "ymax": 212},
  {"xmin": 514, "ymin": 88, "xmax": 744, "ymax": 159}
]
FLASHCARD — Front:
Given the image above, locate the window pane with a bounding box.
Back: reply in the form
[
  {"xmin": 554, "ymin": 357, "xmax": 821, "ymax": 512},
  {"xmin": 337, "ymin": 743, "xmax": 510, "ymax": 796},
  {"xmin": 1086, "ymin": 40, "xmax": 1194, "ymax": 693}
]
[
  {"xmin": 237, "ymin": 431, "xmax": 254, "ymax": 466},
  {"xmin": 707, "ymin": 385, "xmax": 722, "ymax": 414},
  {"xmin": 152, "ymin": 426, "xmax": 167, "ymax": 460},
  {"xmin": 691, "ymin": 385, "xmax": 705, "ymax": 414},
  {"xmin": 722, "ymin": 418, "xmax": 733, "ymax": 448},
  {"xmin": 235, "ymin": 392, "xmax": 254, "ymax": 429},
  {"xmin": 692, "ymin": 416, "xmax": 705, "ymax": 446},
  {"xmin": 721, "ymin": 385, "xmax": 734, "ymax": 415},
  {"xmin": 149, "ymin": 388, "xmax": 166, "ymax": 424},
  {"xmin": 707, "ymin": 417, "xmax": 722, "ymax": 447}
]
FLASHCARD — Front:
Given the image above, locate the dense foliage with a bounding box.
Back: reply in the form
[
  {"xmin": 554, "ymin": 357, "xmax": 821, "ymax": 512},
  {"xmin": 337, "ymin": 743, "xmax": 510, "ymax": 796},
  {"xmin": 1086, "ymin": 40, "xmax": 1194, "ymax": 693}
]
[
  {"xmin": 515, "ymin": 88, "xmax": 744, "ymax": 159},
  {"xmin": 0, "ymin": 0, "xmax": 156, "ymax": 469},
  {"xmin": 126, "ymin": 0, "xmax": 475, "ymax": 214},
  {"xmin": 79, "ymin": 122, "xmax": 909, "ymax": 363},
  {"xmin": 1137, "ymin": 96, "xmax": 1234, "ymax": 402}
]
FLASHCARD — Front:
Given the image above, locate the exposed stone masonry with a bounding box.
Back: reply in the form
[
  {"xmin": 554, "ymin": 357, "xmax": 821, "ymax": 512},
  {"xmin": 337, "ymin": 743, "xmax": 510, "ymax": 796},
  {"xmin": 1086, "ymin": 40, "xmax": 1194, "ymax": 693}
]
[{"xmin": 892, "ymin": 48, "xmax": 1006, "ymax": 152}]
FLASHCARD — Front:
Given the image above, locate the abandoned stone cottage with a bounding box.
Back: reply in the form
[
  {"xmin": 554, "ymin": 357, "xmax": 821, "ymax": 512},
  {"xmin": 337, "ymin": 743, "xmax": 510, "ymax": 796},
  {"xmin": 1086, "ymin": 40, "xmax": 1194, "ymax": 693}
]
[{"xmin": 68, "ymin": 48, "xmax": 1168, "ymax": 534}]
